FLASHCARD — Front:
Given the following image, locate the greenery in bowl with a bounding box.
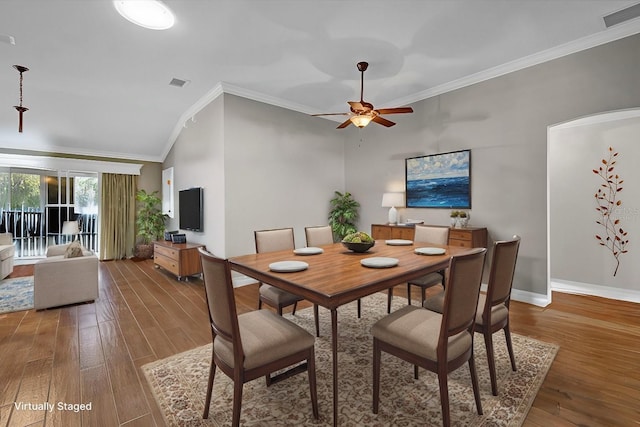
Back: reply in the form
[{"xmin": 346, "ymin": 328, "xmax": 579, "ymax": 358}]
[{"xmin": 342, "ymin": 231, "xmax": 375, "ymax": 252}]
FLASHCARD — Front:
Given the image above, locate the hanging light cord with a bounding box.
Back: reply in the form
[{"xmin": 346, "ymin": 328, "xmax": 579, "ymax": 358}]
[{"xmin": 13, "ymin": 65, "xmax": 29, "ymax": 133}]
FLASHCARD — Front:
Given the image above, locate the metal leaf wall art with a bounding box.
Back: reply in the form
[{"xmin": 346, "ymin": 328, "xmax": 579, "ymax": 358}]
[{"xmin": 593, "ymin": 147, "xmax": 629, "ymax": 276}]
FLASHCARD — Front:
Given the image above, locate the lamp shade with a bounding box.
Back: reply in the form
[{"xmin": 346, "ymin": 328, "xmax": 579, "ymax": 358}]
[
  {"xmin": 350, "ymin": 114, "xmax": 373, "ymax": 128},
  {"xmin": 381, "ymin": 192, "xmax": 405, "ymax": 208},
  {"xmin": 61, "ymin": 220, "xmax": 80, "ymax": 235}
]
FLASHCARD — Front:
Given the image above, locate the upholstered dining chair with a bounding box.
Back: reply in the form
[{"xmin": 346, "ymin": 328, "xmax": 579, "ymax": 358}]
[
  {"xmin": 256, "ymin": 228, "xmax": 320, "ymax": 336},
  {"xmin": 424, "ymin": 235, "xmax": 521, "ymax": 396},
  {"xmin": 387, "ymin": 224, "xmax": 450, "ymax": 312},
  {"xmin": 305, "ymin": 225, "xmax": 363, "ymax": 327},
  {"xmin": 372, "ymin": 247, "xmax": 487, "ymax": 426},
  {"xmin": 198, "ymin": 248, "xmax": 319, "ymax": 426}
]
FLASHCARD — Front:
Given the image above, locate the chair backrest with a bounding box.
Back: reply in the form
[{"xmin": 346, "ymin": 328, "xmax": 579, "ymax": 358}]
[
  {"xmin": 198, "ymin": 248, "xmax": 243, "ymax": 359},
  {"xmin": 255, "ymin": 228, "xmax": 295, "ymax": 253},
  {"xmin": 414, "ymin": 224, "xmax": 449, "ymax": 245},
  {"xmin": 484, "ymin": 235, "xmax": 521, "ymax": 309},
  {"xmin": 305, "ymin": 225, "xmax": 333, "ymax": 247},
  {"xmin": 440, "ymin": 248, "xmax": 487, "ymax": 337}
]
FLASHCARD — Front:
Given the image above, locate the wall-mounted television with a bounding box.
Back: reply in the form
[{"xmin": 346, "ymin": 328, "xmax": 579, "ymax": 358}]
[
  {"xmin": 179, "ymin": 187, "xmax": 203, "ymax": 231},
  {"xmin": 405, "ymin": 149, "xmax": 471, "ymax": 208}
]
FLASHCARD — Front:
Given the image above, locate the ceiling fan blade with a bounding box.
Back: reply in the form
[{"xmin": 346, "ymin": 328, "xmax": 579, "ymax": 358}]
[
  {"xmin": 348, "ymin": 101, "xmax": 368, "ymax": 111},
  {"xmin": 311, "ymin": 112, "xmax": 349, "ymax": 116},
  {"xmin": 375, "ymin": 107, "xmax": 414, "ymax": 115},
  {"xmin": 337, "ymin": 118, "xmax": 353, "ymax": 129},
  {"xmin": 372, "ymin": 115, "xmax": 396, "ymax": 127}
]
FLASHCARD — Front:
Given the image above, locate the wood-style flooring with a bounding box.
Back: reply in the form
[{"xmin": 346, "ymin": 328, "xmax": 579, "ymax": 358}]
[{"xmin": 0, "ymin": 259, "xmax": 638, "ymax": 426}]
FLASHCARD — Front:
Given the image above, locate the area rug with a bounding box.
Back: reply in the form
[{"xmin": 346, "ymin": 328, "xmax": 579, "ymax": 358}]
[
  {"xmin": 0, "ymin": 276, "xmax": 34, "ymax": 314},
  {"xmin": 142, "ymin": 293, "xmax": 558, "ymax": 426}
]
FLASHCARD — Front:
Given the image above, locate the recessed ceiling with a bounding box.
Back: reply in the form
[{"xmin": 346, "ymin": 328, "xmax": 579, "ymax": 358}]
[{"xmin": 1, "ymin": 0, "xmax": 639, "ymax": 162}]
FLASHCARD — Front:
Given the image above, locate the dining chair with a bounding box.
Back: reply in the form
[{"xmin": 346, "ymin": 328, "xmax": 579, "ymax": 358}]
[
  {"xmin": 198, "ymin": 248, "xmax": 319, "ymax": 426},
  {"xmin": 372, "ymin": 247, "xmax": 487, "ymax": 426},
  {"xmin": 424, "ymin": 235, "xmax": 521, "ymax": 396},
  {"xmin": 387, "ymin": 224, "xmax": 449, "ymax": 313},
  {"xmin": 256, "ymin": 228, "xmax": 320, "ymax": 336},
  {"xmin": 305, "ymin": 225, "xmax": 363, "ymax": 327}
]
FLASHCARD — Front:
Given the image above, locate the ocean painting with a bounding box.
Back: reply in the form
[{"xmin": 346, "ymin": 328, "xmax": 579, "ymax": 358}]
[{"xmin": 405, "ymin": 150, "xmax": 471, "ymax": 208}]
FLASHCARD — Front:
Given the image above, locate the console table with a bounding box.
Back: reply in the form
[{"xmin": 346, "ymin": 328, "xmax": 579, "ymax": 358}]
[
  {"xmin": 153, "ymin": 240, "xmax": 204, "ymax": 280},
  {"xmin": 371, "ymin": 224, "xmax": 487, "ymax": 248}
]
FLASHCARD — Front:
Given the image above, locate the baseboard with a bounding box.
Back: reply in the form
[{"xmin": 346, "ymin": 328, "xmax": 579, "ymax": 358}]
[
  {"xmin": 551, "ymin": 278, "xmax": 640, "ymax": 303},
  {"xmin": 511, "ymin": 288, "xmax": 550, "ymax": 307}
]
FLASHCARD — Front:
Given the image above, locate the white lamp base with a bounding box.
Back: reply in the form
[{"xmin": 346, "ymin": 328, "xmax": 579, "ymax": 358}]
[{"xmin": 388, "ymin": 206, "xmax": 397, "ymax": 225}]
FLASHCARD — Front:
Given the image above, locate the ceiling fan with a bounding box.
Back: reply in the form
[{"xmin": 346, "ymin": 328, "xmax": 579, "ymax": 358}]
[{"xmin": 312, "ymin": 61, "xmax": 413, "ymax": 129}]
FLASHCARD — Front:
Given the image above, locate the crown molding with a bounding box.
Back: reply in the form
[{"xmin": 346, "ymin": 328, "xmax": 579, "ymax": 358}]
[
  {"xmin": 162, "ymin": 18, "xmax": 640, "ymax": 162},
  {"xmin": 390, "ymin": 18, "xmax": 640, "ymax": 107}
]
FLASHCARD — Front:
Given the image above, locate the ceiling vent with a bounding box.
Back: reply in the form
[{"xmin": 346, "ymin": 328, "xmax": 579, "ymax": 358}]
[
  {"xmin": 1, "ymin": 34, "xmax": 16, "ymax": 45},
  {"xmin": 603, "ymin": 2, "xmax": 640, "ymax": 28},
  {"xmin": 169, "ymin": 78, "xmax": 189, "ymax": 88}
]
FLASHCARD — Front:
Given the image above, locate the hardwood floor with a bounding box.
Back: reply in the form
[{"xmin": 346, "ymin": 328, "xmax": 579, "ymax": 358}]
[{"xmin": 1, "ymin": 258, "xmax": 638, "ymax": 426}]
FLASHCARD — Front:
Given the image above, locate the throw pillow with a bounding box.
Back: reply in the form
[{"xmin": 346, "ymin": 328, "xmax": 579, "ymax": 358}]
[{"xmin": 64, "ymin": 240, "xmax": 84, "ymax": 258}]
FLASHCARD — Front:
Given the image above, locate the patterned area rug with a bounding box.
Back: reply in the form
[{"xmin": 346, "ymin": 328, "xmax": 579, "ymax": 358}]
[
  {"xmin": 142, "ymin": 293, "xmax": 558, "ymax": 426},
  {"xmin": 0, "ymin": 276, "xmax": 34, "ymax": 314}
]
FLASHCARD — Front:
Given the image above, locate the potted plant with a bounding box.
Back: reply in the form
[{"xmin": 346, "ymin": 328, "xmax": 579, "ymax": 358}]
[
  {"xmin": 449, "ymin": 210, "xmax": 460, "ymax": 227},
  {"xmin": 135, "ymin": 189, "xmax": 168, "ymax": 258},
  {"xmin": 328, "ymin": 191, "xmax": 360, "ymax": 241},
  {"xmin": 458, "ymin": 211, "xmax": 469, "ymax": 228}
]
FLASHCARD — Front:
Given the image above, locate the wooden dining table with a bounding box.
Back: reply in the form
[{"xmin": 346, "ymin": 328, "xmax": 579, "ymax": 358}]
[{"xmin": 228, "ymin": 239, "xmax": 472, "ymax": 426}]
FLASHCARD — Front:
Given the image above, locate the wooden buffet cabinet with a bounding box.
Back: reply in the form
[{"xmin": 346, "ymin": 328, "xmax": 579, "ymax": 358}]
[
  {"xmin": 153, "ymin": 240, "xmax": 204, "ymax": 280},
  {"xmin": 371, "ymin": 224, "xmax": 488, "ymax": 249}
]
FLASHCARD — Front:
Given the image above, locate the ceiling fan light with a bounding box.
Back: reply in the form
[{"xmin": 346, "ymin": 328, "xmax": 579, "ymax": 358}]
[
  {"xmin": 113, "ymin": 0, "xmax": 175, "ymax": 30},
  {"xmin": 350, "ymin": 115, "xmax": 373, "ymax": 128}
]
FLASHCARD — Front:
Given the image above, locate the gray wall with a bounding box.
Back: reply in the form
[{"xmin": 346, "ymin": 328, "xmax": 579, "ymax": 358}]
[
  {"xmin": 163, "ymin": 33, "xmax": 640, "ymax": 301},
  {"xmin": 163, "ymin": 94, "xmax": 345, "ymax": 259},
  {"xmin": 345, "ymin": 33, "xmax": 640, "ymax": 302}
]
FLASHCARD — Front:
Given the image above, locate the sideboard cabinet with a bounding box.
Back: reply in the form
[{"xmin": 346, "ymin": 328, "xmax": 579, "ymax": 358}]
[
  {"xmin": 371, "ymin": 224, "xmax": 487, "ymax": 249},
  {"xmin": 153, "ymin": 240, "xmax": 204, "ymax": 280}
]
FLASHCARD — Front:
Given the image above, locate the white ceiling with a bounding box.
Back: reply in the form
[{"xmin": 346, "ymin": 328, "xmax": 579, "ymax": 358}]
[{"xmin": 1, "ymin": 0, "xmax": 640, "ymax": 162}]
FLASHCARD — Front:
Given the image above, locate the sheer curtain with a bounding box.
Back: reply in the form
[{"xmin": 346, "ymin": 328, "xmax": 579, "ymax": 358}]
[{"xmin": 100, "ymin": 173, "xmax": 136, "ymax": 260}]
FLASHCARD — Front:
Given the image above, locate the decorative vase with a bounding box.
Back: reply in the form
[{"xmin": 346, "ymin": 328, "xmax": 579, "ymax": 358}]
[
  {"xmin": 450, "ymin": 217, "xmax": 458, "ymax": 227},
  {"xmin": 459, "ymin": 217, "xmax": 469, "ymax": 228}
]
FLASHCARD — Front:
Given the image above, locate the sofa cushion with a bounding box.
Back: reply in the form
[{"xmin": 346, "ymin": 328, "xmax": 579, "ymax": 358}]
[
  {"xmin": 64, "ymin": 240, "xmax": 84, "ymax": 258},
  {"xmin": 0, "ymin": 245, "xmax": 15, "ymax": 261}
]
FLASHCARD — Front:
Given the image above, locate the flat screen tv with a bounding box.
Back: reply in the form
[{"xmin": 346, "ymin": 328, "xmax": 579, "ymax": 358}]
[
  {"xmin": 405, "ymin": 149, "xmax": 471, "ymax": 209},
  {"xmin": 179, "ymin": 187, "xmax": 203, "ymax": 231}
]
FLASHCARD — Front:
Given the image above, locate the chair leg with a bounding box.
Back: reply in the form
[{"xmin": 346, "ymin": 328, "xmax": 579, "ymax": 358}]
[
  {"xmin": 504, "ymin": 324, "xmax": 517, "ymax": 371},
  {"xmin": 468, "ymin": 354, "xmax": 483, "ymax": 415},
  {"xmin": 372, "ymin": 339, "xmax": 381, "ymax": 414},
  {"xmin": 307, "ymin": 348, "xmax": 319, "ymax": 419},
  {"xmin": 313, "ymin": 304, "xmax": 320, "ymax": 337},
  {"xmin": 406, "ymin": 283, "xmax": 412, "ymax": 306},
  {"xmin": 414, "ymin": 364, "xmax": 419, "ymax": 380},
  {"xmin": 437, "ymin": 370, "xmax": 450, "ymax": 427},
  {"xmin": 231, "ymin": 377, "xmax": 243, "ymax": 427},
  {"xmin": 420, "ymin": 286, "xmax": 426, "ymax": 307},
  {"xmin": 357, "ymin": 298, "xmax": 361, "ymax": 318},
  {"xmin": 484, "ymin": 330, "xmax": 499, "ymax": 396},
  {"xmin": 387, "ymin": 288, "xmax": 393, "ymax": 313},
  {"xmin": 203, "ymin": 351, "xmax": 217, "ymax": 419},
  {"xmin": 292, "ymin": 301, "xmax": 298, "ymax": 315},
  {"xmin": 258, "ymin": 298, "xmax": 262, "ymax": 310}
]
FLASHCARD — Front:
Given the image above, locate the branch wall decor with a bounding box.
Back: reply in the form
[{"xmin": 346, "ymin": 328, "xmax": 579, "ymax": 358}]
[{"xmin": 593, "ymin": 146, "xmax": 629, "ymax": 276}]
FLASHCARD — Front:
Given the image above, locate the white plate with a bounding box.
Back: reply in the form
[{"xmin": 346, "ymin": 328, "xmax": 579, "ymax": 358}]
[
  {"xmin": 293, "ymin": 247, "xmax": 324, "ymax": 255},
  {"xmin": 269, "ymin": 261, "xmax": 309, "ymax": 272},
  {"xmin": 360, "ymin": 257, "xmax": 399, "ymax": 268},
  {"xmin": 414, "ymin": 247, "xmax": 446, "ymax": 256},
  {"xmin": 385, "ymin": 239, "xmax": 413, "ymax": 246}
]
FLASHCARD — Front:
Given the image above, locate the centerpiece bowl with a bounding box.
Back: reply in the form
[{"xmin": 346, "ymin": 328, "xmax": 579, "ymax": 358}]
[{"xmin": 342, "ymin": 241, "xmax": 375, "ymax": 253}]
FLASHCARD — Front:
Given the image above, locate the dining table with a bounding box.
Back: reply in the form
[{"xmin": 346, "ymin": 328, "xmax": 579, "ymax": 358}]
[{"xmin": 228, "ymin": 239, "xmax": 473, "ymax": 426}]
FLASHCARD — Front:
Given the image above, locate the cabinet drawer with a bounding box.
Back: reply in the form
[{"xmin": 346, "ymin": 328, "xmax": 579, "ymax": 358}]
[
  {"xmin": 448, "ymin": 239, "xmax": 472, "ymax": 248},
  {"xmin": 154, "ymin": 244, "xmax": 178, "ymax": 260},
  {"xmin": 154, "ymin": 253, "xmax": 178, "ymax": 274},
  {"xmin": 449, "ymin": 229, "xmax": 472, "ymax": 241}
]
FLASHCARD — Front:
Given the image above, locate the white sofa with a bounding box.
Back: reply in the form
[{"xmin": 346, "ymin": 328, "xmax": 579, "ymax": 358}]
[
  {"xmin": 34, "ymin": 242, "xmax": 99, "ymax": 310},
  {"xmin": 0, "ymin": 233, "xmax": 15, "ymax": 279}
]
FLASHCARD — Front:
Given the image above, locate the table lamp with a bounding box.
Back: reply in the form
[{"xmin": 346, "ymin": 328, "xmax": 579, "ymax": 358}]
[
  {"xmin": 61, "ymin": 220, "xmax": 80, "ymax": 242},
  {"xmin": 381, "ymin": 192, "xmax": 405, "ymax": 225}
]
